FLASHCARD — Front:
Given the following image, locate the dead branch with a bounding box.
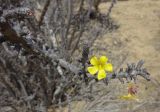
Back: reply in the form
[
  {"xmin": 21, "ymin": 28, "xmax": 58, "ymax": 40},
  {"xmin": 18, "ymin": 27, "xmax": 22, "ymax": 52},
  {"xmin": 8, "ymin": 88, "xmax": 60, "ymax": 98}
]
[
  {"xmin": 38, "ymin": 0, "xmax": 51, "ymax": 26},
  {"xmin": 2, "ymin": 7, "xmax": 33, "ymax": 20}
]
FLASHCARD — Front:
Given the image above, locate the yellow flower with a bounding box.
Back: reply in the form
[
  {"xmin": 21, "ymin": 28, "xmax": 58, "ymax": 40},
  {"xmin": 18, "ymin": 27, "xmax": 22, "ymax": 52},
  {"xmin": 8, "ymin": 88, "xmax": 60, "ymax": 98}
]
[
  {"xmin": 120, "ymin": 93, "xmax": 139, "ymax": 101},
  {"xmin": 87, "ymin": 56, "xmax": 113, "ymax": 80}
]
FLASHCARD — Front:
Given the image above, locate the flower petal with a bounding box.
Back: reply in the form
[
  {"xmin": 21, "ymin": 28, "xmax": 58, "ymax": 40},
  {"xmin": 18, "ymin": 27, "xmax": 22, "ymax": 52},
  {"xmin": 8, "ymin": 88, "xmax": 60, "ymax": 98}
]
[
  {"xmin": 120, "ymin": 94, "xmax": 132, "ymax": 100},
  {"xmin": 87, "ymin": 66, "xmax": 98, "ymax": 75},
  {"xmin": 90, "ymin": 56, "xmax": 99, "ymax": 65},
  {"xmin": 99, "ymin": 56, "xmax": 108, "ymax": 65},
  {"xmin": 120, "ymin": 94, "xmax": 139, "ymax": 101},
  {"xmin": 104, "ymin": 63, "xmax": 113, "ymax": 72},
  {"xmin": 97, "ymin": 70, "xmax": 106, "ymax": 80}
]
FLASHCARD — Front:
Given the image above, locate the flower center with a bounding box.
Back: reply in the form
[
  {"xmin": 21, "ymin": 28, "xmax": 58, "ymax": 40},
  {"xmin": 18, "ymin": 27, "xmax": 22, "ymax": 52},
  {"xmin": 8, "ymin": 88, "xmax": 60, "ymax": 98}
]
[{"xmin": 98, "ymin": 63, "xmax": 105, "ymax": 70}]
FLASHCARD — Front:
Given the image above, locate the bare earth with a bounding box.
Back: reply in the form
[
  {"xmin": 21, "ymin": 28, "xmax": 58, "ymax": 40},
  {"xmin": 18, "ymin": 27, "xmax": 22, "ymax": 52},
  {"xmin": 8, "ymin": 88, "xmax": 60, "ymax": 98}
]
[
  {"xmin": 51, "ymin": 0, "xmax": 160, "ymax": 112},
  {"xmin": 103, "ymin": 0, "xmax": 160, "ymax": 76}
]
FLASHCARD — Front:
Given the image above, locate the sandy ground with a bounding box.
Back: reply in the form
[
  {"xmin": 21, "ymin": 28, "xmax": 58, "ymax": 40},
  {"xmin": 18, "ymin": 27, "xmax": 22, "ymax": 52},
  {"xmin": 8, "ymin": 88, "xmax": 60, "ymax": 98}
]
[
  {"xmin": 100, "ymin": 0, "xmax": 160, "ymax": 77},
  {"xmin": 50, "ymin": 0, "xmax": 160, "ymax": 112}
]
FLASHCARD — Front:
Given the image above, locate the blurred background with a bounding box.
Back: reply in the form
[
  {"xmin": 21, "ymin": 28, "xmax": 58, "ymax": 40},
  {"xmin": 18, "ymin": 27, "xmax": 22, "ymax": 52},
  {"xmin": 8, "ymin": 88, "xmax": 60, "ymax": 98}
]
[{"xmin": 0, "ymin": 0, "xmax": 160, "ymax": 112}]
